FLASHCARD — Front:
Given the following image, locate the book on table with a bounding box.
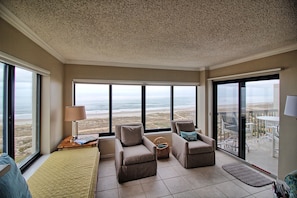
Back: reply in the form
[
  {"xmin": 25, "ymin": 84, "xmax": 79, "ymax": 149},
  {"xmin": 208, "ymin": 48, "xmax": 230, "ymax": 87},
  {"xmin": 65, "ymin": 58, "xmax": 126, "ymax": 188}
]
[{"xmin": 74, "ymin": 136, "xmax": 98, "ymax": 145}]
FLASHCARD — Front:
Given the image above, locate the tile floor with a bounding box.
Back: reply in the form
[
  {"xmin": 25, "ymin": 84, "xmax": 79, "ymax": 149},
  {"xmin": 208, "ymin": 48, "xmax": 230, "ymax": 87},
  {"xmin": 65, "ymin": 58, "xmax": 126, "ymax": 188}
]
[{"xmin": 96, "ymin": 151, "xmax": 274, "ymax": 198}]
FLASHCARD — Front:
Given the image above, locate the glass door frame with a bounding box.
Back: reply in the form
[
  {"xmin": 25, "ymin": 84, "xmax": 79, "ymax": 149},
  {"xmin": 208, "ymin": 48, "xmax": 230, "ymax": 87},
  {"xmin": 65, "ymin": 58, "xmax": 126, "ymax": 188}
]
[{"xmin": 213, "ymin": 74, "xmax": 279, "ymax": 160}]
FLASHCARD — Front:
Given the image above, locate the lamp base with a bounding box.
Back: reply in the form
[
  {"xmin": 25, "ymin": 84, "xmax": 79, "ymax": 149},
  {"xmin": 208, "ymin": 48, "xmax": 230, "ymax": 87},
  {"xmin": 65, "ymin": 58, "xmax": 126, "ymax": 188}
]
[{"xmin": 72, "ymin": 121, "xmax": 78, "ymax": 140}]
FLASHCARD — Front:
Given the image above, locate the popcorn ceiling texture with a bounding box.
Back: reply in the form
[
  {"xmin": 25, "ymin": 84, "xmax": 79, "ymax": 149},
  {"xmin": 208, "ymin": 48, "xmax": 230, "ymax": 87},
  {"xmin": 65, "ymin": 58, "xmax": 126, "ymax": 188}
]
[{"xmin": 1, "ymin": 0, "xmax": 297, "ymax": 70}]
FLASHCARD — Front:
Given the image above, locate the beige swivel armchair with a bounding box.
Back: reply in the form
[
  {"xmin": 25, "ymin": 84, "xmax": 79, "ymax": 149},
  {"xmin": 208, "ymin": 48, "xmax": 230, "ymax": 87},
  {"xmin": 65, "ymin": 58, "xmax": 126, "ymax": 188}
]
[
  {"xmin": 171, "ymin": 120, "xmax": 215, "ymax": 168},
  {"xmin": 115, "ymin": 124, "xmax": 157, "ymax": 183}
]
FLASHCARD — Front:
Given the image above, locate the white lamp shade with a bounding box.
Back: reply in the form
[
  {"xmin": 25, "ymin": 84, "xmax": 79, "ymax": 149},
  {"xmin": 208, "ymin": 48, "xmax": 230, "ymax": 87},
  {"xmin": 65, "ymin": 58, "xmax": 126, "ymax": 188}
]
[
  {"xmin": 65, "ymin": 106, "xmax": 86, "ymax": 121},
  {"xmin": 284, "ymin": 95, "xmax": 297, "ymax": 117}
]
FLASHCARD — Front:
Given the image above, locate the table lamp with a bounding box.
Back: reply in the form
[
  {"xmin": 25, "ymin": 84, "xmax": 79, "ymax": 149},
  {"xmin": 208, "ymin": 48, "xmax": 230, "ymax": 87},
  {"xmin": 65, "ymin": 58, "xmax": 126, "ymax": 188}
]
[
  {"xmin": 65, "ymin": 106, "xmax": 86, "ymax": 139},
  {"xmin": 284, "ymin": 95, "xmax": 297, "ymax": 119}
]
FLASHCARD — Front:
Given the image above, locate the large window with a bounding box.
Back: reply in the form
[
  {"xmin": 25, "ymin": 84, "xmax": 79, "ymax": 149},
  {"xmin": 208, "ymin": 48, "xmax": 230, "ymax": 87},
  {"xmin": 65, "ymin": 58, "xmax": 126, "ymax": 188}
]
[
  {"xmin": 0, "ymin": 62, "xmax": 41, "ymax": 170},
  {"xmin": 173, "ymin": 86, "xmax": 196, "ymax": 125},
  {"xmin": 75, "ymin": 84, "xmax": 109, "ymax": 134},
  {"xmin": 112, "ymin": 85, "xmax": 141, "ymax": 132},
  {"xmin": 146, "ymin": 86, "xmax": 171, "ymax": 130},
  {"xmin": 74, "ymin": 83, "xmax": 197, "ymax": 135}
]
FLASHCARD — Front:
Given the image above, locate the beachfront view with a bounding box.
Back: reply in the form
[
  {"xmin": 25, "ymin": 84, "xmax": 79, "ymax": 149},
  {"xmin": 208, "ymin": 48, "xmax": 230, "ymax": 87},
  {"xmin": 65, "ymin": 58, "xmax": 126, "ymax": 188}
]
[{"xmin": 75, "ymin": 84, "xmax": 197, "ymax": 134}]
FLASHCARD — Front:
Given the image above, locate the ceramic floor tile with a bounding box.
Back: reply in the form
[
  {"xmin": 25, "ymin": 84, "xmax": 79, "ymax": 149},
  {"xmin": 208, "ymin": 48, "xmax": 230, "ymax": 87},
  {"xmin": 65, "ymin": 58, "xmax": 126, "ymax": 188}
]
[
  {"xmin": 215, "ymin": 181, "xmax": 250, "ymax": 198},
  {"xmin": 252, "ymin": 189, "xmax": 274, "ymax": 198},
  {"xmin": 95, "ymin": 189, "xmax": 119, "ymax": 198},
  {"xmin": 142, "ymin": 180, "xmax": 171, "ymax": 198},
  {"xmin": 173, "ymin": 190, "xmax": 201, "ymax": 198},
  {"xmin": 182, "ymin": 172, "xmax": 215, "ymax": 189},
  {"xmin": 97, "ymin": 175, "xmax": 118, "ymax": 191},
  {"xmin": 139, "ymin": 174, "xmax": 161, "ymax": 184},
  {"xmin": 118, "ymin": 179, "xmax": 141, "ymax": 187},
  {"xmin": 193, "ymin": 186, "xmax": 228, "ymax": 198},
  {"xmin": 232, "ymin": 179, "xmax": 271, "ymax": 195},
  {"xmin": 119, "ymin": 184, "xmax": 145, "ymax": 198},
  {"xmin": 163, "ymin": 176, "xmax": 192, "ymax": 194},
  {"xmin": 158, "ymin": 166, "xmax": 180, "ymax": 179},
  {"xmin": 96, "ymin": 150, "xmax": 275, "ymax": 198}
]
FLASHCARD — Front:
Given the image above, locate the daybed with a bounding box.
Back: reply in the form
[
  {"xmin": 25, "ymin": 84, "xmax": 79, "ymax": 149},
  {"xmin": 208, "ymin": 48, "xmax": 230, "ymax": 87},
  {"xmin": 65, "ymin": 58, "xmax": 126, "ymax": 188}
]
[{"xmin": 27, "ymin": 147, "xmax": 100, "ymax": 198}]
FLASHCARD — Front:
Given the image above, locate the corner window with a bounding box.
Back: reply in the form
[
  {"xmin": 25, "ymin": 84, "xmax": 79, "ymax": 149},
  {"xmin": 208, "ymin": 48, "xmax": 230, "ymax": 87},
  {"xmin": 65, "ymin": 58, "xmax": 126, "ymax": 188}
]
[{"xmin": 1, "ymin": 62, "xmax": 41, "ymax": 170}]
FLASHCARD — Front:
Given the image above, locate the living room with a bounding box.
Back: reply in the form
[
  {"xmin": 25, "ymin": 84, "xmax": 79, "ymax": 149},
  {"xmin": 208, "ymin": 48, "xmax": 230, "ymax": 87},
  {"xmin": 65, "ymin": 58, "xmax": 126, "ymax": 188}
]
[{"xmin": 0, "ymin": 1, "xmax": 297, "ymax": 197}]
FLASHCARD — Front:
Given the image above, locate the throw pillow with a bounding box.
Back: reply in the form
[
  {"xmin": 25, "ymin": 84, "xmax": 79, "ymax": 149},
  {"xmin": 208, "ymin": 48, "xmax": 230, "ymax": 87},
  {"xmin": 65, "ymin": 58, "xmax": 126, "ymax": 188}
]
[
  {"xmin": 176, "ymin": 121, "xmax": 195, "ymax": 134},
  {"xmin": 0, "ymin": 153, "xmax": 32, "ymax": 198},
  {"xmin": 180, "ymin": 131, "xmax": 198, "ymax": 141},
  {"xmin": 121, "ymin": 126, "xmax": 143, "ymax": 146}
]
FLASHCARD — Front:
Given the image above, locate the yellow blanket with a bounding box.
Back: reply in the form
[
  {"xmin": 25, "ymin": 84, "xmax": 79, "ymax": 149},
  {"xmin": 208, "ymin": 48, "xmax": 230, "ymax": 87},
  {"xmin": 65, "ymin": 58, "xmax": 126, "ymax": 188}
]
[{"xmin": 28, "ymin": 147, "xmax": 99, "ymax": 198}]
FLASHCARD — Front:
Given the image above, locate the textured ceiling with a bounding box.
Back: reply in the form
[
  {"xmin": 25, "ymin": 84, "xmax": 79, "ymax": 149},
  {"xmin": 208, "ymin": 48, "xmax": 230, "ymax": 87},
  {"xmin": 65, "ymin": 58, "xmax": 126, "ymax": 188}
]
[{"xmin": 1, "ymin": 0, "xmax": 297, "ymax": 70}]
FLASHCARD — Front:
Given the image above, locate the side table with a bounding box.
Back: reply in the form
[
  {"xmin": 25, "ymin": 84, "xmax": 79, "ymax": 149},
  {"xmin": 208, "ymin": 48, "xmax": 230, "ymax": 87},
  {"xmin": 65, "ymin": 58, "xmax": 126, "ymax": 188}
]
[{"xmin": 57, "ymin": 135, "xmax": 98, "ymax": 151}]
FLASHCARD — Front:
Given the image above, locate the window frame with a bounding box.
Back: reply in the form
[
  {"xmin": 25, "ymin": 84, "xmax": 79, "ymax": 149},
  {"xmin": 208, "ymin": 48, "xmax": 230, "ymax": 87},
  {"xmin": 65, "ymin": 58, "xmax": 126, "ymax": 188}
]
[
  {"xmin": 74, "ymin": 82, "xmax": 197, "ymax": 135},
  {"xmin": 1, "ymin": 63, "xmax": 41, "ymax": 172}
]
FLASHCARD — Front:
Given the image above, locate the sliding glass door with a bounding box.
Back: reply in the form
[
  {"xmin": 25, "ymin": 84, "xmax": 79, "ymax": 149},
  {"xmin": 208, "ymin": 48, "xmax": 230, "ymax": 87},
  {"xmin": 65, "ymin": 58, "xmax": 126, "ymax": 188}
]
[
  {"xmin": 214, "ymin": 75, "xmax": 279, "ymax": 175},
  {"xmin": 216, "ymin": 83, "xmax": 240, "ymax": 156}
]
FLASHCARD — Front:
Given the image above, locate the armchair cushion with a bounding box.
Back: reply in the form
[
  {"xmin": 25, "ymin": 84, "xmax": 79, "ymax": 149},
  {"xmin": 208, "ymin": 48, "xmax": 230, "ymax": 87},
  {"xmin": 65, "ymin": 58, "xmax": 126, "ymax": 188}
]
[
  {"xmin": 176, "ymin": 122, "xmax": 195, "ymax": 135},
  {"xmin": 180, "ymin": 131, "xmax": 198, "ymax": 141},
  {"xmin": 121, "ymin": 126, "xmax": 142, "ymax": 146},
  {"xmin": 188, "ymin": 141, "xmax": 214, "ymax": 154},
  {"xmin": 123, "ymin": 145, "xmax": 155, "ymax": 165}
]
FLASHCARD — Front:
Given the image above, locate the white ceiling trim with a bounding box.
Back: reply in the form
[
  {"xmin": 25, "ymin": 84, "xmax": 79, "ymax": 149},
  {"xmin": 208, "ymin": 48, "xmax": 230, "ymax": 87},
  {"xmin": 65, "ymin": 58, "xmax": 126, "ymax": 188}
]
[
  {"xmin": 209, "ymin": 43, "xmax": 297, "ymax": 70},
  {"xmin": 0, "ymin": 3, "xmax": 65, "ymax": 63},
  {"xmin": 65, "ymin": 59, "xmax": 200, "ymax": 71}
]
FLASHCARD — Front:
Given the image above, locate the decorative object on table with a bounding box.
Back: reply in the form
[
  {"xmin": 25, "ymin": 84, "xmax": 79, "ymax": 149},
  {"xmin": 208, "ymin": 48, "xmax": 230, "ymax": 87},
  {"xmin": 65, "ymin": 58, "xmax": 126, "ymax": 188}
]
[
  {"xmin": 222, "ymin": 163, "xmax": 273, "ymax": 187},
  {"xmin": 64, "ymin": 106, "xmax": 86, "ymax": 139},
  {"xmin": 153, "ymin": 137, "xmax": 169, "ymax": 159},
  {"xmin": 284, "ymin": 95, "xmax": 297, "ymax": 119},
  {"xmin": 74, "ymin": 136, "xmax": 98, "ymax": 145}
]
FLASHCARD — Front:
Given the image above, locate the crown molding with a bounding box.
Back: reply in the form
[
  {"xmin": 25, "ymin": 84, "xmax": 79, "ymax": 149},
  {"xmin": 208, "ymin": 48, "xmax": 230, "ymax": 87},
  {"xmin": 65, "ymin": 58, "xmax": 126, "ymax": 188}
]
[
  {"xmin": 65, "ymin": 59, "xmax": 200, "ymax": 71},
  {"xmin": 209, "ymin": 43, "xmax": 297, "ymax": 70},
  {"xmin": 0, "ymin": 3, "xmax": 65, "ymax": 63}
]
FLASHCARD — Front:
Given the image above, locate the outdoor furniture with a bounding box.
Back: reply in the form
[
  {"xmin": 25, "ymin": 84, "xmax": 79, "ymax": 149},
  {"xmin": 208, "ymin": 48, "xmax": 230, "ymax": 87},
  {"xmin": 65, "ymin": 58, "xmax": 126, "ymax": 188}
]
[
  {"xmin": 171, "ymin": 120, "xmax": 215, "ymax": 168},
  {"xmin": 115, "ymin": 124, "xmax": 157, "ymax": 183}
]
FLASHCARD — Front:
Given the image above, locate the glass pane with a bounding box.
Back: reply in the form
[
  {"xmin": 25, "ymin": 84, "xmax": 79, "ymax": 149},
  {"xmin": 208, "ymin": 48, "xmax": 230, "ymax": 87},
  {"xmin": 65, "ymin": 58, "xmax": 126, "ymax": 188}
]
[
  {"xmin": 217, "ymin": 83, "xmax": 239, "ymax": 156},
  {"xmin": 245, "ymin": 79, "xmax": 279, "ymax": 175},
  {"xmin": 75, "ymin": 84, "xmax": 109, "ymax": 134},
  {"xmin": 112, "ymin": 85, "xmax": 141, "ymax": 132},
  {"xmin": 0, "ymin": 63, "xmax": 4, "ymax": 155},
  {"xmin": 146, "ymin": 86, "xmax": 170, "ymax": 129},
  {"xmin": 14, "ymin": 68, "xmax": 36, "ymax": 164},
  {"xmin": 173, "ymin": 86, "xmax": 196, "ymax": 124}
]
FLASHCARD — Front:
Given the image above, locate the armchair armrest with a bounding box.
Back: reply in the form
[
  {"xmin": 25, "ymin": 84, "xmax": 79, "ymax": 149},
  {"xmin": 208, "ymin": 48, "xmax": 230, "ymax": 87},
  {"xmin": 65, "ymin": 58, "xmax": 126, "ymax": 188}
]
[
  {"xmin": 198, "ymin": 132, "xmax": 216, "ymax": 149},
  {"xmin": 172, "ymin": 133, "xmax": 188, "ymax": 155},
  {"xmin": 115, "ymin": 138, "xmax": 124, "ymax": 167},
  {"xmin": 143, "ymin": 136, "xmax": 156, "ymax": 159}
]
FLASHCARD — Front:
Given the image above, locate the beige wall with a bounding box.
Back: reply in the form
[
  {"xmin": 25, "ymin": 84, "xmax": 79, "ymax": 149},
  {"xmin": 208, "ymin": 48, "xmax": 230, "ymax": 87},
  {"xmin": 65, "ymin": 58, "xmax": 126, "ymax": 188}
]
[
  {"xmin": 205, "ymin": 50, "xmax": 297, "ymax": 179},
  {"xmin": 0, "ymin": 18, "xmax": 64, "ymax": 153}
]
